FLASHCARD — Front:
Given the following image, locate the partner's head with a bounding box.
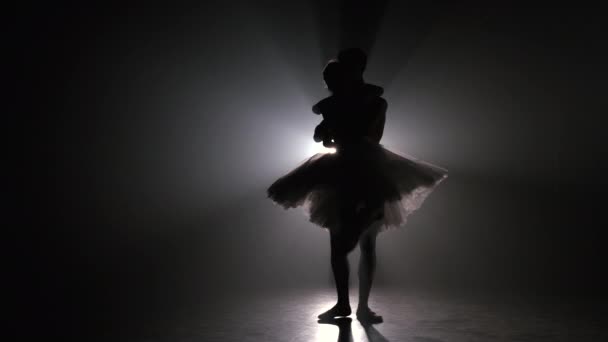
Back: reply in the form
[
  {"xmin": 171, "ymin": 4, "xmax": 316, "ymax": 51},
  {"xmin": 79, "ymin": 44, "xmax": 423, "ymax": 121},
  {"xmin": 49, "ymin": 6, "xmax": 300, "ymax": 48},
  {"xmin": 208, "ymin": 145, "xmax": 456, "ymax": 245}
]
[
  {"xmin": 338, "ymin": 48, "xmax": 367, "ymax": 79},
  {"xmin": 323, "ymin": 60, "xmax": 346, "ymax": 93}
]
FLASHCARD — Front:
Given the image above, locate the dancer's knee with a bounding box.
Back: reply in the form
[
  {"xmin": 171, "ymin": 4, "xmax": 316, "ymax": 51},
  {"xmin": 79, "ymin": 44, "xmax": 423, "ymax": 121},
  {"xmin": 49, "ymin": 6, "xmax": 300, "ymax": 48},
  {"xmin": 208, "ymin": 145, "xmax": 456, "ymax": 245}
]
[
  {"xmin": 331, "ymin": 232, "xmax": 359, "ymax": 255},
  {"xmin": 359, "ymin": 239, "xmax": 375, "ymax": 255},
  {"xmin": 359, "ymin": 229, "xmax": 378, "ymax": 255}
]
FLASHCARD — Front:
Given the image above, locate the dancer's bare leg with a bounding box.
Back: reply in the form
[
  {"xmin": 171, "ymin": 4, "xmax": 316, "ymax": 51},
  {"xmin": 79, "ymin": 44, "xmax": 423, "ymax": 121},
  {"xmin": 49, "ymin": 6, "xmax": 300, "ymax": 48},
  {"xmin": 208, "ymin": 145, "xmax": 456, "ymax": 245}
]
[
  {"xmin": 318, "ymin": 227, "xmax": 359, "ymax": 319},
  {"xmin": 357, "ymin": 222, "xmax": 383, "ymax": 323}
]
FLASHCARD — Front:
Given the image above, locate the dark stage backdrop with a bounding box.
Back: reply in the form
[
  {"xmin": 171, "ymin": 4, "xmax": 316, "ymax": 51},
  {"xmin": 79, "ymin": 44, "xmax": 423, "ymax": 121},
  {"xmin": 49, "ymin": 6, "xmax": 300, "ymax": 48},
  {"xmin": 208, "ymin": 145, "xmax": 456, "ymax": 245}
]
[{"xmin": 13, "ymin": 1, "xmax": 608, "ymax": 339}]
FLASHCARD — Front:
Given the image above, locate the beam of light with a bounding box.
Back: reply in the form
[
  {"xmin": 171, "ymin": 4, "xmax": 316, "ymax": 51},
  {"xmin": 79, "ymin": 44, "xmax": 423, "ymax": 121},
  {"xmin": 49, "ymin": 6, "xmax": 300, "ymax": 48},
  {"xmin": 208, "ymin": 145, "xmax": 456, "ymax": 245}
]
[{"xmin": 314, "ymin": 322, "xmax": 339, "ymax": 342}]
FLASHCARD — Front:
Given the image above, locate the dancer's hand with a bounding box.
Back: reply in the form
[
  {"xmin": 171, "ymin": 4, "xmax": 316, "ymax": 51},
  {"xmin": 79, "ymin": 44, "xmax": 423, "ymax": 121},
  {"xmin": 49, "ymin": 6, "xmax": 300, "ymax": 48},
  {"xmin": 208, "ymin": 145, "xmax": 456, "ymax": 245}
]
[
  {"xmin": 314, "ymin": 124, "xmax": 327, "ymax": 142},
  {"xmin": 312, "ymin": 103, "xmax": 322, "ymax": 114}
]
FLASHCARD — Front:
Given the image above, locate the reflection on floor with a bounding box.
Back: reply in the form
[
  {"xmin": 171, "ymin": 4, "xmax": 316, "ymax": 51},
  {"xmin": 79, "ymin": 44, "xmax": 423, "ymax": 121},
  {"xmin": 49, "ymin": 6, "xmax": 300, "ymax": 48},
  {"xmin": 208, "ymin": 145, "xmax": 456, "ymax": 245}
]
[{"xmin": 139, "ymin": 288, "xmax": 607, "ymax": 342}]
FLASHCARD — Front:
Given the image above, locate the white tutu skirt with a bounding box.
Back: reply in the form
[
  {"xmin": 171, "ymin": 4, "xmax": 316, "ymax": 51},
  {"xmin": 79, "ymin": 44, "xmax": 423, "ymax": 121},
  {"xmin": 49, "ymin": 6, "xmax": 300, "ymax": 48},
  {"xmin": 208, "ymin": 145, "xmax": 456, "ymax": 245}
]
[{"xmin": 267, "ymin": 141, "xmax": 448, "ymax": 232}]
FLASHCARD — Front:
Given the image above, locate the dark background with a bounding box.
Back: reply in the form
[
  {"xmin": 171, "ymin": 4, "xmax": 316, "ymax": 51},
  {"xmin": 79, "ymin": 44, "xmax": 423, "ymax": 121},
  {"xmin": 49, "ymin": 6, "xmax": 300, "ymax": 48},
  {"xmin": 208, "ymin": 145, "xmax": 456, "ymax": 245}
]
[{"xmin": 13, "ymin": 1, "xmax": 608, "ymax": 339}]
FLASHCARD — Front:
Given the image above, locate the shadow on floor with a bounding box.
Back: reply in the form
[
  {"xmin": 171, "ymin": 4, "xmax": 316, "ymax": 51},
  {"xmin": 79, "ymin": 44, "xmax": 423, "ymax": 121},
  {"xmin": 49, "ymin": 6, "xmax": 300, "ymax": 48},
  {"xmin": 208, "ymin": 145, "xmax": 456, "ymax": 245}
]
[{"xmin": 318, "ymin": 317, "xmax": 390, "ymax": 342}]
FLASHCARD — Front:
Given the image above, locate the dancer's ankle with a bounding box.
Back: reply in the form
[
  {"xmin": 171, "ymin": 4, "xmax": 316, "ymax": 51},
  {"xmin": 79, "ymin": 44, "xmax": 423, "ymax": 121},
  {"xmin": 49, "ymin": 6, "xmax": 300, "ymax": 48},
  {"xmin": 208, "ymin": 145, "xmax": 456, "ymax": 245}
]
[
  {"xmin": 336, "ymin": 300, "xmax": 350, "ymax": 308},
  {"xmin": 357, "ymin": 304, "xmax": 371, "ymax": 312}
]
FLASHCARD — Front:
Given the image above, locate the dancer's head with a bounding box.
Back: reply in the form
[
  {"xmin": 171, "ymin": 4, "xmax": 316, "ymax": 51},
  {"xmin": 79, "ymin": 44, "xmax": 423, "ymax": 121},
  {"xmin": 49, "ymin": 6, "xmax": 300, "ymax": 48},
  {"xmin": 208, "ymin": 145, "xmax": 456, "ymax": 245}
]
[
  {"xmin": 323, "ymin": 60, "xmax": 346, "ymax": 93},
  {"xmin": 338, "ymin": 48, "xmax": 367, "ymax": 82}
]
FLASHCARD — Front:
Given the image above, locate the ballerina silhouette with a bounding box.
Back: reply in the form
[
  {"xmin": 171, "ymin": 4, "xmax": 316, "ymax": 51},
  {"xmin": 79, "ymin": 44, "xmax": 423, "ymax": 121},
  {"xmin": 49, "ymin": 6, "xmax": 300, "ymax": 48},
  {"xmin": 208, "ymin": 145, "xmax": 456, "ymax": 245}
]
[{"xmin": 268, "ymin": 48, "xmax": 447, "ymax": 323}]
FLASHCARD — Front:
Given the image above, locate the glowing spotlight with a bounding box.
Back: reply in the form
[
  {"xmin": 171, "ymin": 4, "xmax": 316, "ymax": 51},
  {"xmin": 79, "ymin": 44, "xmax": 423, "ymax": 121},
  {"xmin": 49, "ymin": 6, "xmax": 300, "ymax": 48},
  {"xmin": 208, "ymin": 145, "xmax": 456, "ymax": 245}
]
[{"xmin": 309, "ymin": 141, "xmax": 336, "ymax": 155}]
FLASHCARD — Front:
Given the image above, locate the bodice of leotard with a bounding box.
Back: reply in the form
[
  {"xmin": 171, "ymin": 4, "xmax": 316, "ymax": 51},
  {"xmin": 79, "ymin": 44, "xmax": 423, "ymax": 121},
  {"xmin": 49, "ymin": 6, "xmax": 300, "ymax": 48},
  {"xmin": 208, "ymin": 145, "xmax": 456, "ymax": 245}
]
[{"xmin": 321, "ymin": 95, "xmax": 385, "ymax": 150}]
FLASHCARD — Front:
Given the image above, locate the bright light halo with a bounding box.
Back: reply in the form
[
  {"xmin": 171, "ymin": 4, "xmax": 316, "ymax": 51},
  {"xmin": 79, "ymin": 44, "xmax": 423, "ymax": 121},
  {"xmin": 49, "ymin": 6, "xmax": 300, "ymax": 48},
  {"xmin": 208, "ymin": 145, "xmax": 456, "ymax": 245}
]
[{"xmin": 309, "ymin": 141, "xmax": 336, "ymax": 155}]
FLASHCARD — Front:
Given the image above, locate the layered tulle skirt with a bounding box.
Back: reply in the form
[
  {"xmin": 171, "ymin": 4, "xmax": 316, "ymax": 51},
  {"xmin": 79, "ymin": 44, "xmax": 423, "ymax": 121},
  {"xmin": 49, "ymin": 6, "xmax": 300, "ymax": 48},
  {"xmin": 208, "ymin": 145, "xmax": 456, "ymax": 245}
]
[{"xmin": 267, "ymin": 141, "xmax": 447, "ymax": 232}]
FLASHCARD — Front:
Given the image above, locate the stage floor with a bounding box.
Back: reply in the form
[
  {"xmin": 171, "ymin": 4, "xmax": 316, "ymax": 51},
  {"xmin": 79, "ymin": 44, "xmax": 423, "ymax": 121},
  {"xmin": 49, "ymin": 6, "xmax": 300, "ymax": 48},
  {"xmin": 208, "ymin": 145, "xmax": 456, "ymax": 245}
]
[{"xmin": 136, "ymin": 288, "xmax": 606, "ymax": 342}]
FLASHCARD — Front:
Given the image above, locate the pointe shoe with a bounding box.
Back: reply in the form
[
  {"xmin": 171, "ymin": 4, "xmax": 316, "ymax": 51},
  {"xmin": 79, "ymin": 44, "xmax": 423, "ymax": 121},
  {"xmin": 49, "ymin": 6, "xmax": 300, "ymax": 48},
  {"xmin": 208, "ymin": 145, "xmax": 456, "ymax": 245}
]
[
  {"xmin": 318, "ymin": 304, "xmax": 352, "ymax": 319},
  {"xmin": 356, "ymin": 307, "xmax": 383, "ymax": 323}
]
